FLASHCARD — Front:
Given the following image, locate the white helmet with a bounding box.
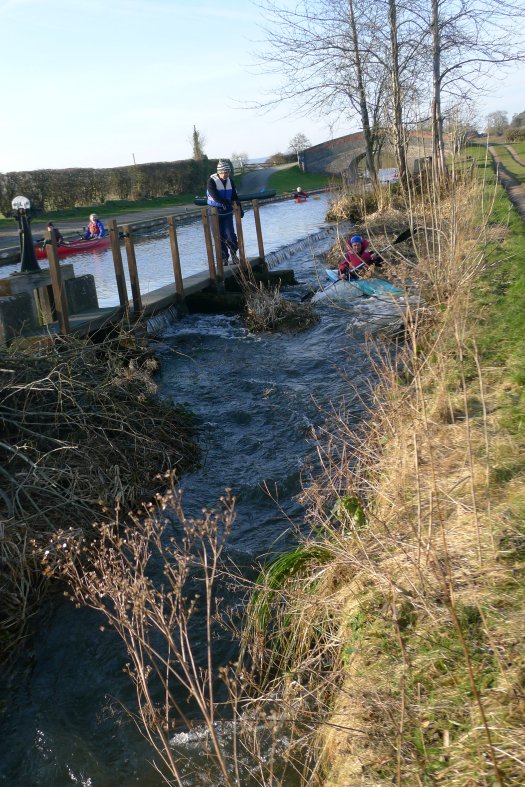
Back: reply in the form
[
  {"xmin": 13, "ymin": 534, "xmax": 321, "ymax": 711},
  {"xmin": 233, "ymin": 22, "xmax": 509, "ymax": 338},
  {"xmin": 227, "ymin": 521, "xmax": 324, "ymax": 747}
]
[{"xmin": 90, "ymin": 213, "xmax": 97, "ymax": 221}]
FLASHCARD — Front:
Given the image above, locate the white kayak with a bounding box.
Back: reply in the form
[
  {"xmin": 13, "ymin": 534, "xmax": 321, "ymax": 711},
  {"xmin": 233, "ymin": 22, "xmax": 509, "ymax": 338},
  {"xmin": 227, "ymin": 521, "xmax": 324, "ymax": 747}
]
[
  {"xmin": 311, "ymin": 278, "xmax": 364, "ymax": 304},
  {"xmin": 324, "ymin": 268, "xmax": 402, "ymax": 296}
]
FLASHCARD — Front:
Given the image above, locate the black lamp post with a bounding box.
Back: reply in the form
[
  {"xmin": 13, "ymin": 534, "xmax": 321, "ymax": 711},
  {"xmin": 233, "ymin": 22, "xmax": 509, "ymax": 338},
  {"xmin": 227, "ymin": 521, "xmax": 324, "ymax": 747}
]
[{"xmin": 12, "ymin": 195, "xmax": 41, "ymax": 273}]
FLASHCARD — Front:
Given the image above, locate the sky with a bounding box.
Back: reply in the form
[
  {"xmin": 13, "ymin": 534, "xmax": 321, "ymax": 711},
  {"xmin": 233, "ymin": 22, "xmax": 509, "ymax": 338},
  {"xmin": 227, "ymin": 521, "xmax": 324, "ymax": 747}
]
[{"xmin": 0, "ymin": 0, "xmax": 524, "ymax": 173}]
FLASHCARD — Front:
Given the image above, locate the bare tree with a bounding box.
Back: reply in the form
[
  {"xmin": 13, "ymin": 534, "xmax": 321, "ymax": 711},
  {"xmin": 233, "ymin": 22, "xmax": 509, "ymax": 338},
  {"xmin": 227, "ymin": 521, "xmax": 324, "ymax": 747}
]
[
  {"xmin": 485, "ymin": 110, "xmax": 509, "ymax": 136},
  {"xmin": 420, "ymin": 0, "xmax": 525, "ymax": 180},
  {"xmin": 231, "ymin": 151, "xmax": 250, "ymax": 171},
  {"xmin": 510, "ymin": 109, "xmax": 525, "ymax": 128},
  {"xmin": 256, "ymin": 0, "xmax": 389, "ymax": 188},
  {"xmin": 288, "ymin": 132, "xmax": 311, "ymax": 164}
]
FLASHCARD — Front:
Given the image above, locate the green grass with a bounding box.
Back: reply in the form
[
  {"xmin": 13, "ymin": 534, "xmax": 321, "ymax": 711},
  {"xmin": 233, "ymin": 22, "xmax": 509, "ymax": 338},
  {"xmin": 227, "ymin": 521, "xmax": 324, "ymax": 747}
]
[
  {"xmin": 466, "ymin": 144, "xmax": 525, "ymax": 420},
  {"xmin": 485, "ymin": 142, "xmax": 525, "ymax": 184},
  {"xmin": 0, "ymin": 193, "xmax": 199, "ymax": 227},
  {"xmin": 510, "ymin": 141, "xmax": 525, "ymax": 157},
  {"xmin": 266, "ymin": 165, "xmax": 331, "ymax": 194}
]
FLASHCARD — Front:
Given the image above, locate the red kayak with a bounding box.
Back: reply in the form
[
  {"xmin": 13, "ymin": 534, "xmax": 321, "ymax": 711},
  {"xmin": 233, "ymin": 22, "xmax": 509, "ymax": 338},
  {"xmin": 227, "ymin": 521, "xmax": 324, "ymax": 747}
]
[
  {"xmin": 294, "ymin": 196, "xmax": 308, "ymax": 203},
  {"xmin": 35, "ymin": 236, "xmax": 110, "ymax": 260}
]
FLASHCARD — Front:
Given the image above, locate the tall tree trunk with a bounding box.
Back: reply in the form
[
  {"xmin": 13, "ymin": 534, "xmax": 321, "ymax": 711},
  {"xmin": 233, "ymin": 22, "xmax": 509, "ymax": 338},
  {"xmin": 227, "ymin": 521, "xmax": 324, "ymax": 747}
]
[
  {"xmin": 348, "ymin": 0, "xmax": 378, "ymax": 191},
  {"xmin": 388, "ymin": 0, "xmax": 408, "ymax": 192},
  {"xmin": 431, "ymin": 0, "xmax": 447, "ymax": 181}
]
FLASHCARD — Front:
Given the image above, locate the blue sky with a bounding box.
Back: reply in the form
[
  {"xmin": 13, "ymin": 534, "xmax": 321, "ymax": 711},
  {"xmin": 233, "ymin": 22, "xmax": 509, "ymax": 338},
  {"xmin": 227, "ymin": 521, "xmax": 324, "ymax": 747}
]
[{"xmin": 0, "ymin": 0, "xmax": 524, "ymax": 173}]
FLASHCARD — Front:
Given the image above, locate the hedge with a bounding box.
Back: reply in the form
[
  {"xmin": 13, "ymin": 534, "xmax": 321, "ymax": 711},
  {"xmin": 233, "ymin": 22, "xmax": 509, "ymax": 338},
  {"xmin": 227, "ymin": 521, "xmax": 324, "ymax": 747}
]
[{"xmin": 0, "ymin": 158, "xmax": 217, "ymax": 216}]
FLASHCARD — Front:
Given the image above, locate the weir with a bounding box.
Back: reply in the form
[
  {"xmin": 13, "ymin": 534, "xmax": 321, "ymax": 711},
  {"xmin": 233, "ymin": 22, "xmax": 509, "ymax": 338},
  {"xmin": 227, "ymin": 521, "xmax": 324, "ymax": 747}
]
[{"xmin": 0, "ymin": 193, "xmax": 332, "ymax": 346}]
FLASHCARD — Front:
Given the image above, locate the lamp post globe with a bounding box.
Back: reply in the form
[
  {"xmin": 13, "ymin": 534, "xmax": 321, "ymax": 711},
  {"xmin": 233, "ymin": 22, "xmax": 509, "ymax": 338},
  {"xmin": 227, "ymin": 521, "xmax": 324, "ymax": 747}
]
[{"xmin": 12, "ymin": 195, "xmax": 41, "ymax": 273}]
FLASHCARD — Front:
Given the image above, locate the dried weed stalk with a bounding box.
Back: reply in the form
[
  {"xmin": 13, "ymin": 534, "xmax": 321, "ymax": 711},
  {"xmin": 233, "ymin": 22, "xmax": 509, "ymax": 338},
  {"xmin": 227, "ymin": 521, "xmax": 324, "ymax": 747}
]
[
  {"xmin": 42, "ymin": 482, "xmax": 311, "ymax": 786},
  {"xmin": 0, "ymin": 332, "xmax": 198, "ymax": 657}
]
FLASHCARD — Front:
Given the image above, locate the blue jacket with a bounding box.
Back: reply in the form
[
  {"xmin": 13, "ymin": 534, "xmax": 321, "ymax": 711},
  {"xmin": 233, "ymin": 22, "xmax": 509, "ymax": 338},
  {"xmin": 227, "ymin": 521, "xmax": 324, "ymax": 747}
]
[
  {"xmin": 206, "ymin": 174, "xmax": 238, "ymax": 215},
  {"xmin": 84, "ymin": 219, "xmax": 105, "ymax": 239}
]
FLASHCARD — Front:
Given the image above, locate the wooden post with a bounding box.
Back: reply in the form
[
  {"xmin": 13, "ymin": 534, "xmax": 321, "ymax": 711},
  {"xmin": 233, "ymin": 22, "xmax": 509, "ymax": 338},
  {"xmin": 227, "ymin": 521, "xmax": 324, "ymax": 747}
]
[
  {"xmin": 122, "ymin": 224, "xmax": 142, "ymax": 314},
  {"xmin": 201, "ymin": 208, "xmax": 217, "ymax": 285},
  {"xmin": 167, "ymin": 216, "xmax": 184, "ymax": 298},
  {"xmin": 44, "ymin": 230, "xmax": 70, "ymax": 335},
  {"xmin": 234, "ymin": 203, "xmax": 248, "ymax": 271},
  {"xmin": 106, "ymin": 219, "xmax": 129, "ymax": 312},
  {"xmin": 210, "ymin": 208, "xmax": 225, "ymax": 284},
  {"xmin": 252, "ymin": 199, "xmax": 265, "ymax": 261}
]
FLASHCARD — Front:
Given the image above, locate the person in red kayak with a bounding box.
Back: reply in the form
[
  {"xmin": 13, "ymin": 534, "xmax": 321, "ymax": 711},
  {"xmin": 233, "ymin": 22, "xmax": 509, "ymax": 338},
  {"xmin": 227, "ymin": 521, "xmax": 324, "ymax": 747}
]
[
  {"xmin": 84, "ymin": 213, "xmax": 106, "ymax": 239},
  {"xmin": 338, "ymin": 235, "xmax": 381, "ymax": 280},
  {"xmin": 47, "ymin": 222, "xmax": 65, "ymax": 245},
  {"xmin": 295, "ymin": 187, "xmax": 309, "ymax": 198}
]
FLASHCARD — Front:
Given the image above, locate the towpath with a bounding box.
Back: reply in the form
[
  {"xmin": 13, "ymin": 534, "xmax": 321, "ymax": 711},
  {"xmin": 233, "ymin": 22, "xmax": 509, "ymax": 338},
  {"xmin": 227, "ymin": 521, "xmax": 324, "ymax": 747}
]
[
  {"xmin": 0, "ymin": 203, "xmax": 201, "ymax": 256},
  {"xmin": 488, "ymin": 145, "xmax": 525, "ymax": 221},
  {"xmin": 505, "ymin": 144, "xmax": 525, "ymax": 169}
]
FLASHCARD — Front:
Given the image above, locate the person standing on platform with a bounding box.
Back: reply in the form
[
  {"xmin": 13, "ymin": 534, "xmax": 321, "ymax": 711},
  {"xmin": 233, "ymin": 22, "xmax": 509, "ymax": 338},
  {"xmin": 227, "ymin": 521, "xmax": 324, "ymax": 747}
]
[{"xmin": 206, "ymin": 159, "xmax": 244, "ymax": 264}]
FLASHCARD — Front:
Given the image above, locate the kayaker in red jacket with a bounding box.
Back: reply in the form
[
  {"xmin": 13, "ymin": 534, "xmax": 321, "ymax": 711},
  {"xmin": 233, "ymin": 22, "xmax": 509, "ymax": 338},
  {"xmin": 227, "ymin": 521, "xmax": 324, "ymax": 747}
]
[
  {"xmin": 84, "ymin": 213, "xmax": 106, "ymax": 239},
  {"xmin": 295, "ymin": 187, "xmax": 309, "ymax": 198},
  {"xmin": 338, "ymin": 235, "xmax": 380, "ymax": 280}
]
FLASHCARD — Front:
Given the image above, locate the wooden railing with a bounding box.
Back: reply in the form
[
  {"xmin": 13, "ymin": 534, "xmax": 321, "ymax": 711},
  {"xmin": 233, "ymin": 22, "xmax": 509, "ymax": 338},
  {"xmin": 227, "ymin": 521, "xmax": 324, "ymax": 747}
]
[{"xmin": 43, "ymin": 200, "xmax": 266, "ymax": 334}]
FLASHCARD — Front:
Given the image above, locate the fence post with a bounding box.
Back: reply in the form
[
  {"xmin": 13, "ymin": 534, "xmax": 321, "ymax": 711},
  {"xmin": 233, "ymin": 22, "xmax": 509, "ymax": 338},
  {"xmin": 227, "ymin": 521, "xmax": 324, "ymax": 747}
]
[
  {"xmin": 252, "ymin": 199, "xmax": 265, "ymax": 262},
  {"xmin": 233, "ymin": 203, "xmax": 248, "ymax": 271},
  {"xmin": 210, "ymin": 208, "xmax": 225, "ymax": 285},
  {"xmin": 167, "ymin": 216, "xmax": 184, "ymax": 298},
  {"xmin": 201, "ymin": 208, "xmax": 217, "ymax": 286},
  {"xmin": 122, "ymin": 224, "xmax": 142, "ymax": 314},
  {"xmin": 45, "ymin": 230, "xmax": 70, "ymax": 335},
  {"xmin": 106, "ymin": 219, "xmax": 129, "ymax": 313}
]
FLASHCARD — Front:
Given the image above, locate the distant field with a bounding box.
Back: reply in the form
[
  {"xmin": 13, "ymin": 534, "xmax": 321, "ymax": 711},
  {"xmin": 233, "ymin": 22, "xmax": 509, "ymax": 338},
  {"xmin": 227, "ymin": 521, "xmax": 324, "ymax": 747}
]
[{"xmin": 267, "ymin": 165, "xmax": 332, "ymax": 193}]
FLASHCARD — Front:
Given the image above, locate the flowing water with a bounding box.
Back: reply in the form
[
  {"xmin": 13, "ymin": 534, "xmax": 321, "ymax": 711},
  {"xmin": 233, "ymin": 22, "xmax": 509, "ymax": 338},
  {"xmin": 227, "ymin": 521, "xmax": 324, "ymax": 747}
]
[{"xmin": 0, "ymin": 198, "xmax": 409, "ymax": 786}]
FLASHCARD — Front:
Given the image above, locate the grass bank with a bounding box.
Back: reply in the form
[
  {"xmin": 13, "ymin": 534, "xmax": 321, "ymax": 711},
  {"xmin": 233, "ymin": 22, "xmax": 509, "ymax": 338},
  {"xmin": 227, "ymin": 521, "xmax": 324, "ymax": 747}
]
[
  {"xmin": 267, "ymin": 164, "xmax": 332, "ymax": 193},
  {"xmin": 245, "ymin": 158, "xmax": 525, "ymax": 783}
]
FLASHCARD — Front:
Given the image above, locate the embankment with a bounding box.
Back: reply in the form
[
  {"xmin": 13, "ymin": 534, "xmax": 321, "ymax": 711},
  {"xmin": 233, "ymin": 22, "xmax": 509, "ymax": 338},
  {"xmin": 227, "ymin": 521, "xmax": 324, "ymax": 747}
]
[{"xmin": 248, "ymin": 157, "xmax": 525, "ymax": 784}]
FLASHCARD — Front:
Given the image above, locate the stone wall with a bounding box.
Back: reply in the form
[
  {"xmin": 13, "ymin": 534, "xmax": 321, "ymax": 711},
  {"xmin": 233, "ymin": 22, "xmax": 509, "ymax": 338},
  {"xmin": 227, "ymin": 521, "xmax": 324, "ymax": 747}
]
[{"xmin": 301, "ymin": 132, "xmax": 435, "ymax": 177}]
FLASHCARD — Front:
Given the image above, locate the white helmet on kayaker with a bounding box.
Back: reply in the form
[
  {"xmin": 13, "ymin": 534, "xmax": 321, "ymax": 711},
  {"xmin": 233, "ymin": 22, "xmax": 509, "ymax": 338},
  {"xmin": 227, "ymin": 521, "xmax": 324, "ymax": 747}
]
[
  {"xmin": 90, "ymin": 213, "xmax": 97, "ymax": 221},
  {"xmin": 296, "ymin": 186, "xmax": 302, "ymax": 192}
]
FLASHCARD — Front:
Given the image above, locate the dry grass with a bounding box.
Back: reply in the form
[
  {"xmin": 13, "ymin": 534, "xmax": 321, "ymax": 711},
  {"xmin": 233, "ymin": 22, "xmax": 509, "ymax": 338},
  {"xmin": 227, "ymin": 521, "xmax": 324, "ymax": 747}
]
[
  {"xmin": 244, "ymin": 284, "xmax": 319, "ymax": 332},
  {"xmin": 0, "ymin": 331, "xmax": 198, "ymax": 658},
  {"xmin": 242, "ymin": 172, "xmax": 525, "ymax": 784}
]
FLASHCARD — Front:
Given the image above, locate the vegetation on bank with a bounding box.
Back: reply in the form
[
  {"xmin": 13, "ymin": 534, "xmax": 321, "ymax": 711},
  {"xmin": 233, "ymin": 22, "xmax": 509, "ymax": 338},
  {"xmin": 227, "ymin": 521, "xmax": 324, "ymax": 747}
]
[
  {"xmin": 0, "ymin": 332, "xmax": 199, "ymax": 659},
  {"xmin": 243, "ymin": 156, "xmax": 525, "ymax": 784},
  {"xmin": 0, "ymin": 158, "xmax": 215, "ymax": 217},
  {"xmin": 0, "ymin": 192, "xmax": 199, "ymax": 227}
]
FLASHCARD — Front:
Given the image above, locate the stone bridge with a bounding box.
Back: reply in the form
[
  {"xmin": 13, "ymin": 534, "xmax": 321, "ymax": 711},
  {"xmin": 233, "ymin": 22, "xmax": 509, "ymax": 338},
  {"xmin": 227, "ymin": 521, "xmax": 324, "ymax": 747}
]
[{"xmin": 300, "ymin": 131, "xmax": 435, "ymax": 179}]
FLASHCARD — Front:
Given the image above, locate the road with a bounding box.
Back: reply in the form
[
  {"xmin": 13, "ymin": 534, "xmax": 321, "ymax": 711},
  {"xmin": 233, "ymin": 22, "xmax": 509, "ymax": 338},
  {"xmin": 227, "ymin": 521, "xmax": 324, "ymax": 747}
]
[{"xmin": 235, "ymin": 162, "xmax": 296, "ymax": 192}]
